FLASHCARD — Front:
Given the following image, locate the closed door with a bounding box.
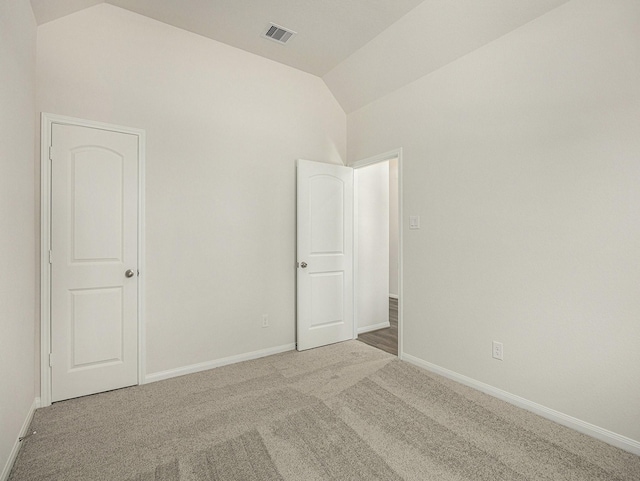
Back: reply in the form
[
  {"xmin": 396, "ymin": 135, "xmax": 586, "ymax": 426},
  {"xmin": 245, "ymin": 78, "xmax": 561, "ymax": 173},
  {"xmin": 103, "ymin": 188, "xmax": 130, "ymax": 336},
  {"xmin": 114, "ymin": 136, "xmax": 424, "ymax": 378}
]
[
  {"xmin": 50, "ymin": 123, "xmax": 139, "ymax": 402},
  {"xmin": 296, "ymin": 159, "xmax": 354, "ymax": 350}
]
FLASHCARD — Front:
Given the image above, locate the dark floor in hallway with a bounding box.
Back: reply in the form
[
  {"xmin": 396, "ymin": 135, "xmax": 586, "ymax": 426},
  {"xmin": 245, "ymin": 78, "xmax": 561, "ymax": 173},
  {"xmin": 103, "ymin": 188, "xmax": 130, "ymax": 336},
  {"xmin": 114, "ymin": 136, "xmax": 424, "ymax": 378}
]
[{"xmin": 357, "ymin": 297, "xmax": 398, "ymax": 356}]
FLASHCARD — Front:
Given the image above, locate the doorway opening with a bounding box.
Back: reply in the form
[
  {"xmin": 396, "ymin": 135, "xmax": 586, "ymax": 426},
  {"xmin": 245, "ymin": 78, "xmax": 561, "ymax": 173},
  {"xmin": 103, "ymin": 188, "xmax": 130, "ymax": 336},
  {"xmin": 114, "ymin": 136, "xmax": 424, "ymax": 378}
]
[{"xmin": 352, "ymin": 150, "xmax": 402, "ymax": 357}]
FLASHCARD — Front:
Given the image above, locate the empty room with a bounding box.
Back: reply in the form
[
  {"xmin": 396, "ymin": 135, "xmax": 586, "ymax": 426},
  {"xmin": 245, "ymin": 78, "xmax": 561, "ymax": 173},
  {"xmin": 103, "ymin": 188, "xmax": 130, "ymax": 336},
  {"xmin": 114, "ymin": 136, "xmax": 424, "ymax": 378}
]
[{"xmin": 1, "ymin": 0, "xmax": 639, "ymax": 479}]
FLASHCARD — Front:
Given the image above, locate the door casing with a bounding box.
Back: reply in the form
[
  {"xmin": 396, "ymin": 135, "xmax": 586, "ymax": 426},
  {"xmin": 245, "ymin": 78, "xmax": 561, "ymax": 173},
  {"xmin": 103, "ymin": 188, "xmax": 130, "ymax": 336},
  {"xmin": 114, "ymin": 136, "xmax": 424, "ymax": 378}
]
[{"xmin": 40, "ymin": 113, "xmax": 146, "ymax": 407}]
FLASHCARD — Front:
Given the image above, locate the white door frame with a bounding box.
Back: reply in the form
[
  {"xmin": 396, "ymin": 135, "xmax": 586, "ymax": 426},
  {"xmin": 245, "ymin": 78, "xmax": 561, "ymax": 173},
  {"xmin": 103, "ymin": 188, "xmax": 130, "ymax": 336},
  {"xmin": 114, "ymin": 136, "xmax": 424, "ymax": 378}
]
[
  {"xmin": 350, "ymin": 148, "xmax": 404, "ymax": 359},
  {"xmin": 40, "ymin": 113, "xmax": 146, "ymax": 407}
]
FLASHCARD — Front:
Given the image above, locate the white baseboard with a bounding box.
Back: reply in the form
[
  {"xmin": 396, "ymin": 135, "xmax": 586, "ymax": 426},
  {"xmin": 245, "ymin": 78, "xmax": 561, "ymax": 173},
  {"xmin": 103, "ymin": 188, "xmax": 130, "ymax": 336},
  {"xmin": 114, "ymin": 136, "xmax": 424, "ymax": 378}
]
[
  {"xmin": 402, "ymin": 354, "xmax": 640, "ymax": 456},
  {"xmin": 144, "ymin": 343, "xmax": 296, "ymax": 384},
  {"xmin": 1, "ymin": 398, "xmax": 40, "ymax": 481},
  {"xmin": 389, "ymin": 294, "xmax": 398, "ymax": 299},
  {"xmin": 357, "ymin": 321, "xmax": 391, "ymax": 334}
]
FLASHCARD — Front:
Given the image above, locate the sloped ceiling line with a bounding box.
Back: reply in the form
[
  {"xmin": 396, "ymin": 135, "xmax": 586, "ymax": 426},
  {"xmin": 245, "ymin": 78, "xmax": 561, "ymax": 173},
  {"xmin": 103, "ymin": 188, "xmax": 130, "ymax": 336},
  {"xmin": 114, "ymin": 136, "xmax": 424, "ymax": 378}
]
[{"xmin": 29, "ymin": 0, "xmax": 571, "ymax": 113}]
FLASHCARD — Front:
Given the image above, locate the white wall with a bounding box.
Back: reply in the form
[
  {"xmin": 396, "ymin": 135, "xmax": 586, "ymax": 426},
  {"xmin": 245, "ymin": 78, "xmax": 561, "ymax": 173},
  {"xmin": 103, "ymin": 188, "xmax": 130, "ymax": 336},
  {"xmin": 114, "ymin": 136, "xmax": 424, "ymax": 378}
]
[
  {"xmin": 348, "ymin": 0, "xmax": 640, "ymax": 444},
  {"xmin": 0, "ymin": 0, "xmax": 37, "ymax": 475},
  {"xmin": 356, "ymin": 162, "xmax": 389, "ymax": 333},
  {"xmin": 37, "ymin": 4, "xmax": 346, "ymax": 375},
  {"xmin": 389, "ymin": 158, "xmax": 399, "ymax": 297}
]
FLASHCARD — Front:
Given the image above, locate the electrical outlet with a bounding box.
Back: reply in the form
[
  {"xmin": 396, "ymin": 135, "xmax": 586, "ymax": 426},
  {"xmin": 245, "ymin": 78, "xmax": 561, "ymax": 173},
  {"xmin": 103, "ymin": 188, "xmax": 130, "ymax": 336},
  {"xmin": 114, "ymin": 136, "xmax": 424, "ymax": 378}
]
[
  {"xmin": 262, "ymin": 314, "xmax": 269, "ymax": 328},
  {"xmin": 492, "ymin": 341, "xmax": 503, "ymax": 360}
]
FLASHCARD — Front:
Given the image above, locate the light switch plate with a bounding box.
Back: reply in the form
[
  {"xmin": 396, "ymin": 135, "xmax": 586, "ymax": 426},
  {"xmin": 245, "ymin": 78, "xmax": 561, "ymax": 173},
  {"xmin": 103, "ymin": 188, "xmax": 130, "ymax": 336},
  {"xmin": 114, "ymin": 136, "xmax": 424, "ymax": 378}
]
[{"xmin": 409, "ymin": 215, "xmax": 420, "ymax": 229}]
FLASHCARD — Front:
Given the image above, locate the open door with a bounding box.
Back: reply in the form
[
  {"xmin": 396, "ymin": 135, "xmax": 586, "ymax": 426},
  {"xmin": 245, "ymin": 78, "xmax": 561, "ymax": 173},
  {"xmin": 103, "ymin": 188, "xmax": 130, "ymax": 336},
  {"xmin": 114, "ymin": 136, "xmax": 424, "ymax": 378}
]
[{"xmin": 296, "ymin": 159, "xmax": 354, "ymax": 351}]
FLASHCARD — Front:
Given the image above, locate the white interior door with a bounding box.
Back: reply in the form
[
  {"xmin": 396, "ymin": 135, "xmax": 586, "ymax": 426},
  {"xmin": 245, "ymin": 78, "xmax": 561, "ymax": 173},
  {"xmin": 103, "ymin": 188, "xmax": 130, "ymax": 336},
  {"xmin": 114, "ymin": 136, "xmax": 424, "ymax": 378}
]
[
  {"xmin": 50, "ymin": 123, "xmax": 139, "ymax": 402},
  {"xmin": 297, "ymin": 159, "xmax": 353, "ymax": 351}
]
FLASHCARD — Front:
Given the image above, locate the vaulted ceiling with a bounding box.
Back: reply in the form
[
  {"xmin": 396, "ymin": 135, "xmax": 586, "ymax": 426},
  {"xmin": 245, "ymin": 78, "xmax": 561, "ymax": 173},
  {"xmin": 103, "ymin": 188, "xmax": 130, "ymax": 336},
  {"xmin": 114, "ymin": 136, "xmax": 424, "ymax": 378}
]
[{"xmin": 29, "ymin": 0, "xmax": 571, "ymax": 113}]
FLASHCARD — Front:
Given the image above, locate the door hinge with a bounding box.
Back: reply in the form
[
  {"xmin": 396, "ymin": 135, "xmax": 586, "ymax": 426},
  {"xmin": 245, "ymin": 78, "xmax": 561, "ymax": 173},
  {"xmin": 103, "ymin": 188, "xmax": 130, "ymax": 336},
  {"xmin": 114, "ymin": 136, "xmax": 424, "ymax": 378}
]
[
  {"xmin": 49, "ymin": 353, "xmax": 53, "ymax": 367},
  {"xmin": 49, "ymin": 146, "xmax": 53, "ymax": 161},
  {"xmin": 49, "ymin": 250, "xmax": 53, "ymax": 264}
]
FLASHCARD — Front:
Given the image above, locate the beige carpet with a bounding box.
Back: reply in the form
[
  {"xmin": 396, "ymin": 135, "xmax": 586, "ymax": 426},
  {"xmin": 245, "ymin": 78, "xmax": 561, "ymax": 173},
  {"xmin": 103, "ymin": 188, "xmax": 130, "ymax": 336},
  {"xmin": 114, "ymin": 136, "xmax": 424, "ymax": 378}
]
[{"xmin": 10, "ymin": 341, "xmax": 640, "ymax": 480}]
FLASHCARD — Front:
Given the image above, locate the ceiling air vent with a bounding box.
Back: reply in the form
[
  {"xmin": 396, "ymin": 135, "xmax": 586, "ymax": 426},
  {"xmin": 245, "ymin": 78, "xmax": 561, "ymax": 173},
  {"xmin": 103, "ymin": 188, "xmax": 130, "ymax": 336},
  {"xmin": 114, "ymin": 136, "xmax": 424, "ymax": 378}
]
[{"xmin": 263, "ymin": 23, "xmax": 296, "ymax": 45}]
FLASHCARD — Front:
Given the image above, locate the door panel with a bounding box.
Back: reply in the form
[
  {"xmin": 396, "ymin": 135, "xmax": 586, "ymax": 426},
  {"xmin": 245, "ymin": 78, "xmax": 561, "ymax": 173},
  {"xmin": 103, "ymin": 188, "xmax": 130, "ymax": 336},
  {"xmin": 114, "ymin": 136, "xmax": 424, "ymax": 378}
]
[
  {"xmin": 310, "ymin": 175, "xmax": 344, "ymax": 254},
  {"xmin": 310, "ymin": 271, "xmax": 344, "ymax": 327},
  {"xmin": 51, "ymin": 123, "xmax": 138, "ymax": 402},
  {"xmin": 69, "ymin": 287, "xmax": 123, "ymax": 368},
  {"xmin": 297, "ymin": 160, "xmax": 353, "ymax": 351},
  {"xmin": 70, "ymin": 148, "xmax": 124, "ymax": 262}
]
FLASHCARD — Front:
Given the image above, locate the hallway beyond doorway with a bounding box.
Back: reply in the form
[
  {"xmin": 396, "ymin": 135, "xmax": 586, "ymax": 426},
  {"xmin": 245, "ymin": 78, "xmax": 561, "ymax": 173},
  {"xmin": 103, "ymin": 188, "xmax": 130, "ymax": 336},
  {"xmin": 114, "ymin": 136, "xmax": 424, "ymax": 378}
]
[{"xmin": 357, "ymin": 297, "xmax": 398, "ymax": 356}]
